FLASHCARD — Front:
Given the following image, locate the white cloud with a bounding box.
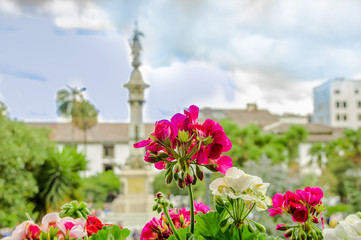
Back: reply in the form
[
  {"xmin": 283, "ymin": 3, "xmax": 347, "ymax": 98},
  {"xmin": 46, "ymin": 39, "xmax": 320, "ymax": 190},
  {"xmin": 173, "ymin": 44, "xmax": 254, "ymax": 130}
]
[
  {"xmin": 230, "ymin": 69, "xmax": 323, "ymax": 115},
  {"xmin": 0, "ymin": 0, "xmax": 21, "ymax": 15},
  {"xmin": 39, "ymin": 0, "xmax": 115, "ymax": 30}
]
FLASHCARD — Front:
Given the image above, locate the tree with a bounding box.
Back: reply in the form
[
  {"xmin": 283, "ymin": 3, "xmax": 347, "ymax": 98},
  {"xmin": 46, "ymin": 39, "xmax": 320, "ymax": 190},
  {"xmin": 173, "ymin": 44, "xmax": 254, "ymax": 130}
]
[
  {"xmin": 78, "ymin": 170, "xmax": 121, "ymax": 206},
  {"xmin": 31, "ymin": 146, "xmax": 87, "ymax": 218},
  {"xmin": 0, "ymin": 114, "xmax": 56, "ymax": 227},
  {"xmin": 56, "ymin": 85, "xmax": 86, "ymax": 143},
  {"xmin": 71, "ymin": 100, "xmax": 98, "ymax": 154},
  {"xmin": 219, "ymin": 119, "xmax": 307, "ymax": 167},
  {"xmin": 310, "ymin": 128, "xmax": 361, "ymax": 208}
]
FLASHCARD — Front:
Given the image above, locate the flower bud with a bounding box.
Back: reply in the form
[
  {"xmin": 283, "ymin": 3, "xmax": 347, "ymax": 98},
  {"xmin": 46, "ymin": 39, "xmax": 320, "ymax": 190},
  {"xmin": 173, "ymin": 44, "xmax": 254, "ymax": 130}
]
[
  {"xmin": 276, "ymin": 224, "xmax": 289, "ymax": 231},
  {"xmin": 215, "ymin": 195, "xmax": 225, "ymax": 207},
  {"xmin": 156, "ymin": 192, "xmax": 164, "ymax": 199},
  {"xmin": 178, "ymin": 179, "xmax": 185, "ymax": 189},
  {"xmin": 166, "ymin": 173, "xmax": 173, "ymax": 184},
  {"xmin": 247, "ymin": 223, "xmax": 254, "ymax": 233},
  {"xmin": 185, "ymin": 173, "xmax": 193, "ymax": 185},
  {"xmin": 178, "ymin": 130, "xmax": 190, "ymax": 143},
  {"xmin": 195, "ymin": 165, "xmax": 204, "ymax": 181},
  {"xmin": 312, "ymin": 216, "xmax": 319, "ymax": 224},
  {"xmin": 179, "ymin": 214, "xmax": 185, "ymax": 225},
  {"xmin": 219, "ymin": 218, "xmax": 228, "ymax": 228},
  {"xmin": 284, "ymin": 229, "xmax": 293, "ymax": 238},
  {"xmin": 253, "ymin": 221, "xmax": 266, "ymax": 233}
]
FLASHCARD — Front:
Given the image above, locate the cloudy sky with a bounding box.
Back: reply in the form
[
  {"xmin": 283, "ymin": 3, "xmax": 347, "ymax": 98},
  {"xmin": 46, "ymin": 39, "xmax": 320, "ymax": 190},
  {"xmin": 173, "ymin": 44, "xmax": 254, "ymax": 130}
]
[{"xmin": 1, "ymin": 0, "xmax": 361, "ymax": 122}]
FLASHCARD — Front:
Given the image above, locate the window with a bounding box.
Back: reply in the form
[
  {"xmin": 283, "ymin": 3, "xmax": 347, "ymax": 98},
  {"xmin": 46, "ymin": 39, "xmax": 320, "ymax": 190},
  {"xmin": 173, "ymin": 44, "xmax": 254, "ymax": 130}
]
[
  {"xmin": 334, "ymin": 89, "xmax": 340, "ymax": 94},
  {"xmin": 104, "ymin": 163, "xmax": 113, "ymax": 171},
  {"xmin": 358, "ymin": 101, "xmax": 361, "ymax": 108},
  {"xmin": 358, "ymin": 114, "xmax": 361, "ymax": 121},
  {"xmin": 344, "ymin": 114, "xmax": 347, "ymax": 121},
  {"xmin": 103, "ymin": 145, "xmax": 114, "ymax": 158},
  {"xmin": 355, "ymin": 89, "xmax": 359, "ymax": 94},
  {"xmin": 336, "ymin": 114, "xmax": 340, "ymax": 121},
  {"xmin": 336, "ymin": 101, "xmax": 347, "ymax": 108}
]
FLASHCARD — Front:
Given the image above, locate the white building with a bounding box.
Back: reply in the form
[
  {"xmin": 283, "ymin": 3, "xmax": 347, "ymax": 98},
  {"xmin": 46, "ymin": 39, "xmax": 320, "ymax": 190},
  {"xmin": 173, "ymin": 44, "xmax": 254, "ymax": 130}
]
[
  {"xmin": 27, "ymin": 122, "xmax": 154, "ymax": 176},
  {"xmin": 313, "ymin": 78, "xmax": 361, "ymax": 129}
]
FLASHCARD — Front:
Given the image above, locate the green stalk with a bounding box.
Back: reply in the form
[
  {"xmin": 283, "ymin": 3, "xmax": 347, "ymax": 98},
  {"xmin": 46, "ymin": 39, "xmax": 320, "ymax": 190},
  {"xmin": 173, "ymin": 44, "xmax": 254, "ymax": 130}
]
[
  {"xmin": 188, "ymin": 184, "xmax": 195, "ymax": 234},
  {"xmin": 163, "ymin": 206, "xmax": 181, "ymax": 240},
  {"xmin": 241, "ymin": 203, "xmax": 255, "ymax": 222}
]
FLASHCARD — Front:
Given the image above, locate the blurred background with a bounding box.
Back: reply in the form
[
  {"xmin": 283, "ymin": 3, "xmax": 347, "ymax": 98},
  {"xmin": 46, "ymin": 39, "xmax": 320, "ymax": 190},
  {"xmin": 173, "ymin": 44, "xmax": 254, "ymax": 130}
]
[{"xmin": 1, "ymin": 0, "xmax": 361, "ymax": 238}]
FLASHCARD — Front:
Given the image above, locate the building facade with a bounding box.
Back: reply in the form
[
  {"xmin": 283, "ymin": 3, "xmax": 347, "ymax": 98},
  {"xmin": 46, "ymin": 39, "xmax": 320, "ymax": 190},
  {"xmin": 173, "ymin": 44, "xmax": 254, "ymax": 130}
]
[{"xmin": 313, "ymin": 78, "xmax": 361, "ymax": 129}]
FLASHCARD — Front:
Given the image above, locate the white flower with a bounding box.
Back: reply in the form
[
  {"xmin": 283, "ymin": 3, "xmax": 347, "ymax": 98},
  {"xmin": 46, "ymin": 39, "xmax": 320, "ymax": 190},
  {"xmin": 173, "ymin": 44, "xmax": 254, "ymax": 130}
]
[
  {"xmin": 323, "ymin": 213, "xmax": 361, "ymax": 240},
  {"xmin": 209, "ymin": 167, "xmax": 253, "ymax": 199},
  {"xmin": 209, "ymin": 167, "xmax": 271, "ymax": 211}
]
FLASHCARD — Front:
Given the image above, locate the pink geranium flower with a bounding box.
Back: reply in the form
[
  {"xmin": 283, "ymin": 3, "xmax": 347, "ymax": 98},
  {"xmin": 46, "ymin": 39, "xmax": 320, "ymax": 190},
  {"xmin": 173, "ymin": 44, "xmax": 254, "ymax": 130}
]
[
  {"xmin": 134, "ymin": 105, "xmax": 233, "ymax": 186},
  {"xmin": 4, "ymin": 221, "xmax": 41, "ymax": 240},
  {"xmin": 296, "ymin": 187, "xmax": 323, "ymax": 206}
]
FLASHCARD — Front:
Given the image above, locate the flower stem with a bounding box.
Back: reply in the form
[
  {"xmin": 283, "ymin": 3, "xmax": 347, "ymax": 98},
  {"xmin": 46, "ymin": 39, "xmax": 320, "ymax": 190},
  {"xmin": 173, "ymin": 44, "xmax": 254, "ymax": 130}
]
[
  {"xmin": 238, "ymin": 225, "xmax": 243, "ymax": 240},
  {"xmin": 163, "ymin": 206, "xmax": 181, "ymax": 240},
  {"xmin": 188, "ymin": 184, "xmax": 195, "ymax": 234}
]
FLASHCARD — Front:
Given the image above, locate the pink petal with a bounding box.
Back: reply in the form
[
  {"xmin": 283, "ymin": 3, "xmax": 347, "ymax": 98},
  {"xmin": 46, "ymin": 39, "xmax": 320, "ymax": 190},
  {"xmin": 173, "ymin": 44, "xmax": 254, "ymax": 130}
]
[
  {"xmin": 134, "ymin": 139, "xmax": 152, "ymax": 148},
  {"xmin": 272, "ymin": 193, "xmax": 285, "ymax": 208},
  {"xmin": 184, "ymin": 105, "xmax": 199, "ymax": 123},
  {"xmin": 216, "ymin": 155, "xmax": 233, "ymax": 174},
  {"xmin": 154, "ymin": 161, "xmax": 166, "ymax": 170},
  {"xmin": 195, "ymin": 147, "xmax": 208, "ymax": 165}
]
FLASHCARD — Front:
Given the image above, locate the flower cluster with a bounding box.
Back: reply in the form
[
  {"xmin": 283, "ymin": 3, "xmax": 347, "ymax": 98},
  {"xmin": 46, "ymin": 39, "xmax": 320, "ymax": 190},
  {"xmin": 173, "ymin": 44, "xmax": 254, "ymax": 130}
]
[
  {"xmin": 141, "ymin": 201, "xmax": 211, "ymax": 240},
  {"xmin": 209, "ymin": 167, "xmax": 271, "ymax": 233},
  {"xmin": 210, "ymin": 167, "xmax": 272, "ymax": 211},
  {"xmin": 322, "ymin": 212, "xmax": 361, "ymax": 239},
  {"xmin": 3, "ymin": 212, "xmax": 119, "ymax": 240},
  {"xmin": 268, "ymin": 187, "xmax": 325, "ymax": 239},
  {"xmin": 135, "ymin": 105, "xmax": 232, "ymax": 188}
]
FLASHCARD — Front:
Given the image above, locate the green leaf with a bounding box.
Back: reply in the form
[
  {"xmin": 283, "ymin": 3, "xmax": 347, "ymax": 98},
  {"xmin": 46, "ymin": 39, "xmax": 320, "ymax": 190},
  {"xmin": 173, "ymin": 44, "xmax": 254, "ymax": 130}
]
[
  {"xmin": 89, "ymin": 225, "xmax": 130, "ymax": 240},
  {"xmin": 194, "ymin": 211, "xmax": 221, "ymax": 238}
]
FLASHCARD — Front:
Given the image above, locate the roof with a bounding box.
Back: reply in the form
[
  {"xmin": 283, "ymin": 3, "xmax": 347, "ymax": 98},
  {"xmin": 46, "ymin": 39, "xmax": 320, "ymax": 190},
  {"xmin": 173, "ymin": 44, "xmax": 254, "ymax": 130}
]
[
  {"xmin": 263, "ymin": 122, "xmax": 344, "ymax": 142},
  {"xmin": 27, "ymin": 122, "xmax": 155, "ymax": 143},
  {"xmin": 222, "ymin": 109, "xmax": 279, "ymax": 128}
]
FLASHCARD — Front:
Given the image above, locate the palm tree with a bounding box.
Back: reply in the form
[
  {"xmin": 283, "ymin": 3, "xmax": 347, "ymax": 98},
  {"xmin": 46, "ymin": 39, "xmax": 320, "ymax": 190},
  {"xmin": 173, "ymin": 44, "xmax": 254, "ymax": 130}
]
[
  {"xmin": 71, "ymin": 100, "xmax": 98, "ymax": 155},
  {"xmin": 56, "ymin": 85, "xmax": 86, "ymax": 144},
  {"xmin": 32, "ymin": 147, "xmax": 87, "ymax": 219}
]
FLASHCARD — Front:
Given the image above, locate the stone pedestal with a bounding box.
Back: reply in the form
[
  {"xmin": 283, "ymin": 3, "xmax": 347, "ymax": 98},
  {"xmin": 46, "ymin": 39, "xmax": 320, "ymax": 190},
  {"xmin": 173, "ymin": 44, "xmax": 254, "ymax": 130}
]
[{"xmin": 112, "ymin": 167, "xmax": 154, "ymax": 213}]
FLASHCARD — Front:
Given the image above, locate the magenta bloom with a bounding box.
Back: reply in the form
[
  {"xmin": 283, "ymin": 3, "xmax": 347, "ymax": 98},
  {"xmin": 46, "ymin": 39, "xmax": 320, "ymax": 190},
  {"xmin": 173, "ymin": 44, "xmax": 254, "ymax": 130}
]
[
  {"xmin": 268, "ymin": 193, "xmax": 285, "ymax": 216},
  {"xmin": 296, "ymin": 187, "xmax": 323, "ymax": 206},
  {"xmin": 194, "ymin": 201, "xmax": 212, "ymax": 214},
  {"xmin": 134, "ymin": 105, "xmax": 233, "ymax": 184},
  {"xmin": 141, "ymin": 217, "xmax": 169, "ymax": 240},
  {"xmin": 269, "ymin": 187, "xmax": 325, "ymax": 237}
]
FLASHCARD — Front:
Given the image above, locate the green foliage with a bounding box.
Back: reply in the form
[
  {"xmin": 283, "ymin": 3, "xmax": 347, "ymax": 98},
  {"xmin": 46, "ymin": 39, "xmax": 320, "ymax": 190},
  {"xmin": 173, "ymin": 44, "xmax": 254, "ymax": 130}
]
[
  {"xmin": 219, "ymin": 120, "xmax": 308, "ymax": 166},
  {"xmin": 190, "ymin": 211, "xmax": 282, "ymax": 240},
  {"xmin": 88, "ymin": 225, "xmax": 130, "ymax": 240},
  {"xmin": 0, "ymin": 115, "xmax": 56, "ymax": 227},
  {"xmin": 79, "ymin": 170, "xmax": 121, "ymax": 204},
  {"xmin": 32, "ymin": 146, "xmax": 87, "ymax": 217},
  {"xmin": 40, "ymin": 226, "xmax": 59, "ymax": 240},
  {"xmin": 59, "ymin": 201, "xmax": 91, "ymax": 219},
  {"xmin": 325, "ymin": 203, "xmax": 354, "ymax": 217},
  {"xmin": 310, "ymin": 128, "xmax": 361, "ymax": 209}
]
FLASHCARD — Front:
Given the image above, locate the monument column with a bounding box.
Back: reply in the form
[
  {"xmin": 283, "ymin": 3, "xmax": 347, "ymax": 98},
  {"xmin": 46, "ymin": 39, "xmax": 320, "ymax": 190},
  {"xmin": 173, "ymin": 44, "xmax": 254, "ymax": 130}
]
[{"xmin": 112, "ymin": 26, "xmax": 155, "ymax": 222}]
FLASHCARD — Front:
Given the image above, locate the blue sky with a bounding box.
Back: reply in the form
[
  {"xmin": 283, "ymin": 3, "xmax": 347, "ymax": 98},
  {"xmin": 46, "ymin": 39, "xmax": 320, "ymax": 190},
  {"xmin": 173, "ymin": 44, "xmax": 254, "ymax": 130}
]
[{"xmin": 1, "ymin": 0, "xmax": 361, "ymax": 122}]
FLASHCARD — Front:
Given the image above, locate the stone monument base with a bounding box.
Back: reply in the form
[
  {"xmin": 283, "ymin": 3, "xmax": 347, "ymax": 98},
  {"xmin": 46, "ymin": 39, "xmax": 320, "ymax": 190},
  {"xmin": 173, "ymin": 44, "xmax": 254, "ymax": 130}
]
[{"xmin": 112, "ymin": 167, "xmax": 155, "ymax": 212}]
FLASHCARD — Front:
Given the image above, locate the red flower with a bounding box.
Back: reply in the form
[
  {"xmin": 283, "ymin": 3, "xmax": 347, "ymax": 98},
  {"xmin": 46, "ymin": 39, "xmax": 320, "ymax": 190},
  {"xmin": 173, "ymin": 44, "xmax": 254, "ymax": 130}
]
[
  {"xmin": 86, "ymin": 216, "xmax": 104, "ymax": 236},
  {"xmin": 292, "ymin": 205, "xmax": 309, "ymax": 223}
]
